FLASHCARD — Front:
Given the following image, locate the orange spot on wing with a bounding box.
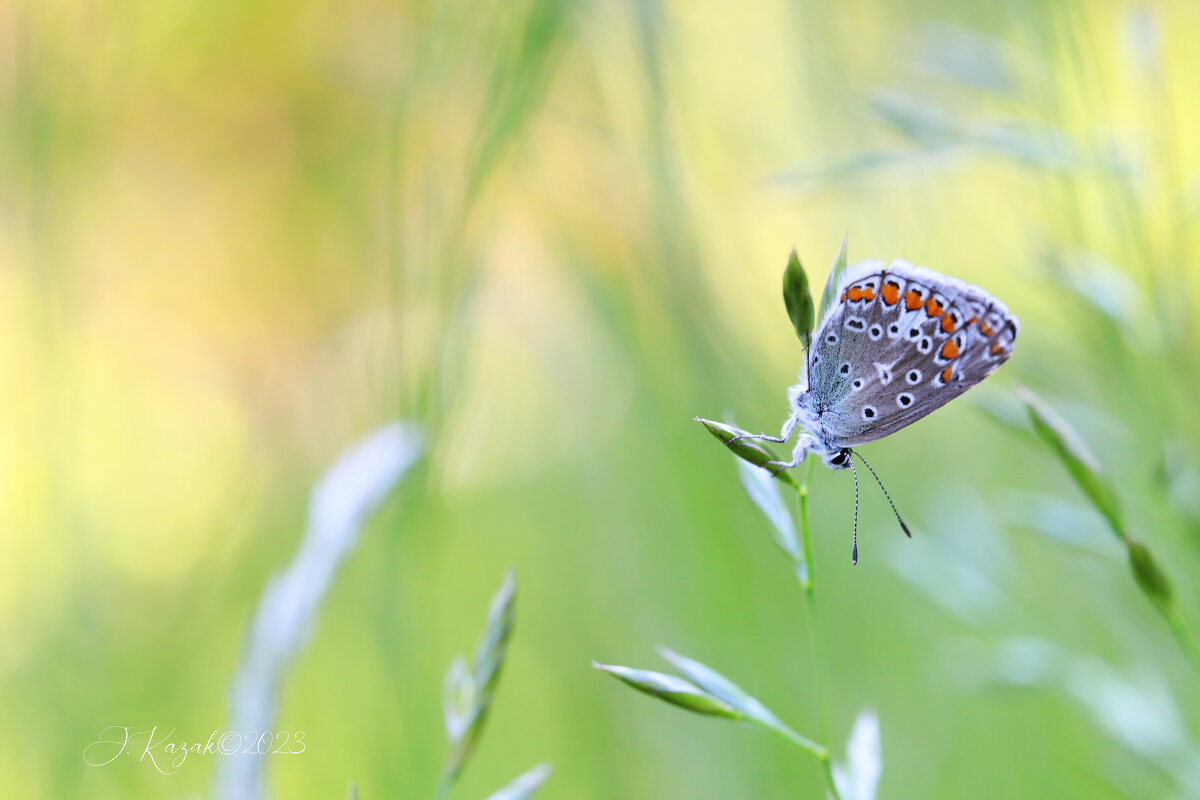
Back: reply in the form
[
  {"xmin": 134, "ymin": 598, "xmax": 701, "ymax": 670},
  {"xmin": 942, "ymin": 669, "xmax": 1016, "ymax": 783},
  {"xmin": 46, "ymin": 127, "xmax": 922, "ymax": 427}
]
[
  {"xmin": 940, "ymin": 339, "xmax": 960, "ymax": 359},
  {"xmin": 862, "ymin": 287, "xmax": 875, "ymax": 301},
  {"xmin": 905, "ymin": 290, "xmax": 923, "ymax": 310},
  {"xmin": 940, "ymin": 315, "xmax": 956, "ymax": 333},
  {"xmin": 941, "ymin": 365, "xmax": 953, "ymax": 382},
  {"xmin": 881, "ymin": 283, "xmax": 900, "ymax": 305},
  {"xmin": 926, "ymin": 297, "xmax": 944, "ymax": 317},
  {"xmin": 841, "ymin": 291, "xmax": 847, "ymax": 302},
  {"xmin": 990, "ymin": 341, "xmax": 1005, "ymax": 356},
  {"xmin": 848, "ymin": 286, "xmax": 863, "ymax": 302},
  {"xmin": 966, "ymin": 316, "xmax": 978, "ymax": 325},
  {"xmin": 979, "ymin": 320, "xmax": 994, "ymax": 337}
]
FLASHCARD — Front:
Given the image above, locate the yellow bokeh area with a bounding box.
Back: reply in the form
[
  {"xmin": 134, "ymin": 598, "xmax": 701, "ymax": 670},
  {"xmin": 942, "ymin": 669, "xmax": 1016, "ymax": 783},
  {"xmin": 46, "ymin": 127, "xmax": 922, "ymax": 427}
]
[{"xmin": 5, "ymin": 0, "xmax": 1200, "ymax": 798}]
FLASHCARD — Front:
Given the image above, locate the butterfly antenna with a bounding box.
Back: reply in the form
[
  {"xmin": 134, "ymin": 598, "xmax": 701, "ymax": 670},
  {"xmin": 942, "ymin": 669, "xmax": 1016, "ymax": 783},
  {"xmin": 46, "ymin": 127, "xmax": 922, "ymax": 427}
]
[
  {"xmin": 850, "ymin": 450, "xmax": 912, "ymax": 539},
  {"xmin": 848, "ymin": 455, "xmax": 859, "ymax": 565}
]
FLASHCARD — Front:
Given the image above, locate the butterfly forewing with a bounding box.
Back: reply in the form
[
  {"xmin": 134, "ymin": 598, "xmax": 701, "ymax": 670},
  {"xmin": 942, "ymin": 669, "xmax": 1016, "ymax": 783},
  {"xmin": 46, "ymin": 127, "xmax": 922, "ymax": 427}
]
[{"xmin": 805, "ymin": 260, "xmax": 1017, "ymax": 448}]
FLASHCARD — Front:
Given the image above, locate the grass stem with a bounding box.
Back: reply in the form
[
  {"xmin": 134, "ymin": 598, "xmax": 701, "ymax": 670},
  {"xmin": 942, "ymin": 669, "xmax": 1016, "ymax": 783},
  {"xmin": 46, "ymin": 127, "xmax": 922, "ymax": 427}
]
[
  {"xmin": 1166, "ymin": 609, "xmax": 1200, "ymax": 677},
  {"xmin": 752, "ymin": 718, "xmax": 827, "ymax": 760},
  {"xmin": 796, "ymin": 459, "xmax": 842, "ymax": 800}
]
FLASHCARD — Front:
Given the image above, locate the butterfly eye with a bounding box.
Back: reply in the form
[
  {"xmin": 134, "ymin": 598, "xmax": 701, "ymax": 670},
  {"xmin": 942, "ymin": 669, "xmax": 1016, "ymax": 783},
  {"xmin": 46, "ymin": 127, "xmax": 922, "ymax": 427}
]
[{"xmin": 829, "ymin": 449, "xmax": 851, "ymax": 466}]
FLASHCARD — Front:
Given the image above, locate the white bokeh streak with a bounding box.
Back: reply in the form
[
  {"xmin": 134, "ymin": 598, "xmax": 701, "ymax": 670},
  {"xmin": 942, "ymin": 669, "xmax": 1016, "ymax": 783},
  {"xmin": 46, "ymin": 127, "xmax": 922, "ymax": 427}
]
[
  {"xmin": 216, "ymin": 423, "xmax": 422, "ymax": 800},
  {"xmin": 833, "ymin": 709, "xmax": 882, "ymax": 800}
]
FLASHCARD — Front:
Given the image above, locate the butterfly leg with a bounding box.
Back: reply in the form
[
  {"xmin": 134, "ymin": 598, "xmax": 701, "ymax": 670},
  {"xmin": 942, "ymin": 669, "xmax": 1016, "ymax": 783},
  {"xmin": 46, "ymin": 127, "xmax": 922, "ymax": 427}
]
[
  {"xmin": 726, "ymin": 413, "xmax": 798, "ymax": 446},
  {"xmin": 762, "ymin": 432, "xmax": 817, "ymax": 474}
]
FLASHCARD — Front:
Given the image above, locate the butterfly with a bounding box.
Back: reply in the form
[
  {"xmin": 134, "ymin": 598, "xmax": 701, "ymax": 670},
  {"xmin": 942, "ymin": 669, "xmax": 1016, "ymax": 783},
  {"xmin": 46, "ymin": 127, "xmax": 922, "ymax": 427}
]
[{"xmin": 730, "ymin": 257, "xmax": 1019, "ymax": 563}]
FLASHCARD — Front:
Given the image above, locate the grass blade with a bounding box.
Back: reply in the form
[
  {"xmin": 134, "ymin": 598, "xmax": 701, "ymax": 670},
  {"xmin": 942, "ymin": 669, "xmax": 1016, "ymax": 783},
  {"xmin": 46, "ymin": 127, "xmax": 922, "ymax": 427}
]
[
  {"xmin": 736, "ymin": 459, "xmax": 801, "ymax": 563},
  {"xmin": 695, "ymin": 418, "xmax": 798, "ymax": 488},
  {"xmin": 818, "ymin": 233, "xmax": 850, "ymax": 322},
  {"xmin": 656, "ymin": 647, "xmax": 824, "ymax": 756},
  {"xmin": 592, "ymin": 662, "xmax": 741, "ymax": 718},
  {"xmin": 782, "ymin": 248, "xmax": 815, "ymax": 347},
  {"xmin": 1015, "ymin": 386, "xmax": 1124, "ymax": 538}
]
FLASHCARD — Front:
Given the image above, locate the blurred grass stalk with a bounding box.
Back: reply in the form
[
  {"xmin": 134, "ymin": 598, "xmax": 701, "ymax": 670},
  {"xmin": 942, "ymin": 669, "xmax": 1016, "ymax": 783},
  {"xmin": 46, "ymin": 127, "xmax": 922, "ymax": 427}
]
[
  {"xmin": 439, "ymin": 572, "xmax": 518, "ymax": 795},
  {"xmin": 988, "ymin": 637, "xmax": 1200, "ymax": 795},
  {"xmin": 216, "ymin": 424, "xmax": 423, "ymax": 800},
  {"xmin": 1015, "ymin": 386, "xmax": 1200, "ymax": 673},
  {"xmin": 436, "ymin": 571, "xmax": 550, "ymax": 800}
]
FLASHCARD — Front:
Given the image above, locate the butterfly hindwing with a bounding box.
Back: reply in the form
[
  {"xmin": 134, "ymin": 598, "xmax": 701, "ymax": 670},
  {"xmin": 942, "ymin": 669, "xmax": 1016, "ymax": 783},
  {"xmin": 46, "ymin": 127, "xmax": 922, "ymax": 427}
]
[{"xmin": 805, "ymin": 260, "xmax": 1017, "ymax": 448}]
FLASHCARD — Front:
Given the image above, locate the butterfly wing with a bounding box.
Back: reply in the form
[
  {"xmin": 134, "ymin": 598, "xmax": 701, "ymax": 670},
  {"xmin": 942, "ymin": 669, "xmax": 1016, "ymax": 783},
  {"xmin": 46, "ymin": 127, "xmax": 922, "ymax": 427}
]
[{"xmin": 804, "ymin": 260, "xmax": 1018, "ymax": 448}]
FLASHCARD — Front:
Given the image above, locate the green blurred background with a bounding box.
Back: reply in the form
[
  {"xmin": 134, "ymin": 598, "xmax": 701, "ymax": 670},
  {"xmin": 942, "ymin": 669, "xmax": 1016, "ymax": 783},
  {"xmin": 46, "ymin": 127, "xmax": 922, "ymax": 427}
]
[{"xmin": 5, "ymin": 0, "xmax": 1200, "ymax": 797}]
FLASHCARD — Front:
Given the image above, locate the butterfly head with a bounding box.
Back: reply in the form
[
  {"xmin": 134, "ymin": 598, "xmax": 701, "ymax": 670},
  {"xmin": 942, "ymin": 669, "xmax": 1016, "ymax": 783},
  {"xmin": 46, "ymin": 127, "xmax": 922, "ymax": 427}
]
[{"xmin": 825, "ymin": 447, "xmax": 853, "ymax": 471}]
